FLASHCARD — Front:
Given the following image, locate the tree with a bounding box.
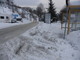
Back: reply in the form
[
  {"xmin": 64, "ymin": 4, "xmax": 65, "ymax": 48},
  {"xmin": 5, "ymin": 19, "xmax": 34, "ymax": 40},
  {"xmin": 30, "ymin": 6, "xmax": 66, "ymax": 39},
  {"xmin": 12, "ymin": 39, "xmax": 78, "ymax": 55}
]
[
  {"xmin": 36, "ymin": 3, "xmax": 45, "ymax": 21},
  {"xmin": 0, "ymin": 0, "xmax": 5, "ymax": 6},
  {"xmin": 48, "ymin": 0, "xmax": 57, "ymax": 22},
  {"xmin": 0, "ymin": 0, "xmax": 2, "ymax": 5},
  {"xmin": 6, "ymin": 0, "xmax": 14, "ymax": 8}
]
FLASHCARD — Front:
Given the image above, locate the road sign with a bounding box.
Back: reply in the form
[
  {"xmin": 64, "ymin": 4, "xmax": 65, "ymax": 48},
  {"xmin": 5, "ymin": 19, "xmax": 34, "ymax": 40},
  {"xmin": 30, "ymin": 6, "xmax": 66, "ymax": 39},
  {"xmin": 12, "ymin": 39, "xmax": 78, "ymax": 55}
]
[{"xmin": 45, "ymin": 13, "xmax": 51, "ymax": 24}]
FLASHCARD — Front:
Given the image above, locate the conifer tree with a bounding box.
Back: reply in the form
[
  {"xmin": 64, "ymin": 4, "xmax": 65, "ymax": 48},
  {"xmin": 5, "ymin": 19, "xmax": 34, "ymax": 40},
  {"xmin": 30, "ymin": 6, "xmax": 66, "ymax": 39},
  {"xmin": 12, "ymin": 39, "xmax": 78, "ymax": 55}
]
[
  {"xmin": 36, "ymin": 3, "xmax": 45, "ymax": 21},
  {"xmin": 48, "ymin": 0, "xmax": 57, "ymax": 22}
]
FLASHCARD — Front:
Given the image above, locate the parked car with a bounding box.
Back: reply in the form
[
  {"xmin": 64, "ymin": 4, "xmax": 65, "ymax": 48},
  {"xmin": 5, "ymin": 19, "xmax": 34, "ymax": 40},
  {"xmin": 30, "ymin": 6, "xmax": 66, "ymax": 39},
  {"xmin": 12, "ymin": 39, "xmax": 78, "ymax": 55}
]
[
  {"xmin": 11, "ymin": 19, "xmax": 17, "ymax": 23},
  {"xmin": 11, "ymin": 13, "xmax": 22, "ymax": 23},
  {"xmin": 16, "ymin": 15, "xmax": 22, "ymax": 21}
]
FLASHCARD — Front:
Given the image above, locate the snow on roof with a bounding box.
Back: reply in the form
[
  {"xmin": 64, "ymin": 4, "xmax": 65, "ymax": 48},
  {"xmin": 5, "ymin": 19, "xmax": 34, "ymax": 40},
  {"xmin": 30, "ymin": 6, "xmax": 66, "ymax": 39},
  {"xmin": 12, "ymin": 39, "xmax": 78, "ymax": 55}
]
[{"xmin": 70, "ymin": 1, "xmax": 80, "ymax": 5}]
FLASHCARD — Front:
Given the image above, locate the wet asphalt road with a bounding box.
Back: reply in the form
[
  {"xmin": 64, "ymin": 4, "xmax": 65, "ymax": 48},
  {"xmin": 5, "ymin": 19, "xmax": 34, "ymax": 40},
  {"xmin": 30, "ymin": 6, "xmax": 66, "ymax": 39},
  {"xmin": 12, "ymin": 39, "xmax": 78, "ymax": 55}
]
[{"xmin": 0, "ymin": 22, "xmax": 38, "ymax": 44}]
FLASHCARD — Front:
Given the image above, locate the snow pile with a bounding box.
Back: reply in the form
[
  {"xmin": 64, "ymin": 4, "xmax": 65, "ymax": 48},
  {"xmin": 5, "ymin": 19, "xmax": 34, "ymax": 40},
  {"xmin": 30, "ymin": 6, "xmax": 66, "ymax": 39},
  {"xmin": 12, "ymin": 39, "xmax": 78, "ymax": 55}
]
[
  {"xmin": 0, "ymin": 23, "xmax": 20, "ymax": 29},
  {"xmin": 0, "ymin": 19, "xmax": 31, "ymax": 29},
  {"xmin": 66, "ymin": 30, "xmax": 80, "ymax": 51},
  {"xmin": 22, "ymin": 18, "xmax": 32, "ymax": 23},
  {"xmin": 0, "ymin": 38, "xmax": 22, "ymax": 60},
  {"xmin": 0, "ymin": 22, "xmax": 80, "ymax": 60},
  {"xmin": 16, "ymin": 18, "xmax": 32, "ymax": 24}
]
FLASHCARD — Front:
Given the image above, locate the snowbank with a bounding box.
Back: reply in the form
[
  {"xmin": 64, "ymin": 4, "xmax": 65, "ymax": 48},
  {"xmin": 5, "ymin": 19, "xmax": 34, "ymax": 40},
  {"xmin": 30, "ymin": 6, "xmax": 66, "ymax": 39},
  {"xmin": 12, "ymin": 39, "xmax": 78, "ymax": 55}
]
[
  {"xmin": 0, "ymin": 22, "xmax": 80, "ymax": 60},
  {"xmin": 0, "ymin": 18, "xmax": 32, "ymax": 29},
  {"xmin": 66, "ymin": 30, "xmax": 80, "ymax": 51}
]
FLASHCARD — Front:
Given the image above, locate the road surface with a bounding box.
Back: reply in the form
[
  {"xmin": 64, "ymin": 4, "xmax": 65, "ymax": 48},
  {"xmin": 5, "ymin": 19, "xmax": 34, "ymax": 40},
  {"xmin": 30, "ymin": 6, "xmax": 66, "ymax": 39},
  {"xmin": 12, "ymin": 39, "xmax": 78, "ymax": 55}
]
[{"xmin": 0, "ymin": 22, "xmax": 38, "ymax": 44}]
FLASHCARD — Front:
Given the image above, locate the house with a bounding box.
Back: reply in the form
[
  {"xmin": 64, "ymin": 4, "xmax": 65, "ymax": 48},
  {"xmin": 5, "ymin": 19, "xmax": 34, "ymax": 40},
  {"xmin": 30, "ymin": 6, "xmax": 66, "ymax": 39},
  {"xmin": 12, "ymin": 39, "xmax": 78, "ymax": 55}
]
[
  {"xmin": 0, "ymin": 13, "xmax": 11, "ymax": 23},
  {"xmin": 60, "ymin": 0, "xmax": 80, "ymax": 34}
]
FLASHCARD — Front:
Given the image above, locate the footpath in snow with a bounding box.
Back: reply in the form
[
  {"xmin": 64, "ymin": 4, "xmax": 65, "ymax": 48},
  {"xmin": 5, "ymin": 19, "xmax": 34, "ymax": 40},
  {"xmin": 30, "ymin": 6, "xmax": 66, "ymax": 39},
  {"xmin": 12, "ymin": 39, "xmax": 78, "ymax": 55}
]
[{"xmin": 0, "ymin": 22, "xmax": 80, "ymax": 60}]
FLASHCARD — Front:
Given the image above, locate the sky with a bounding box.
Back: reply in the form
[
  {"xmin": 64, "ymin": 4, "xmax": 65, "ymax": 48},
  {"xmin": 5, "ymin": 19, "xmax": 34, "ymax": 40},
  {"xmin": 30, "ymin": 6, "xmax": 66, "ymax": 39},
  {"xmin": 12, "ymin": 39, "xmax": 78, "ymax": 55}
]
[{"xmin": 14, "ymin": 0, "xmax": 79, "ymax": 13}]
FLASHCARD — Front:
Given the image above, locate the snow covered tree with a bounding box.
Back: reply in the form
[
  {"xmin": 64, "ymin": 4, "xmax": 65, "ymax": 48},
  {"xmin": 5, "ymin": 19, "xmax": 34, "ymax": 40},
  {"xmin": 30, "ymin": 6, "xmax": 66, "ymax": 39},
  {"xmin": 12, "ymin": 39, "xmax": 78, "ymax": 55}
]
[
  {"xmin": 48, "ymin": 0, "xmax": 57, "ymax": 22},
  {"xmin": 0, "ymin": 0, "xmax": 5, "ymax": 6},
  {"xmin": 0, "ymin": 0, "xmax": 2, "ymax": 5},
  {"xmin": 36, "ymin": 3, "xmax": 45, "ymax": 21},
  {"xmin": 0, "ymin": 0, "xmax": 14, "ymax": 7},
  {"xmin": 6, "ymin": 0, "xmax": 14, "ymax": 8}
]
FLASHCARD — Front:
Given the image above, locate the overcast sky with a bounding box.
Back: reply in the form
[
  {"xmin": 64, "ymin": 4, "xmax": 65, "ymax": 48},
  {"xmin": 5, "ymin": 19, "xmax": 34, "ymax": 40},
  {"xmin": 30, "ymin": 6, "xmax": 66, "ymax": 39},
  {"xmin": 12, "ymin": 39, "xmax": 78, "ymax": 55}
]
[{"xmin": 14, "ymin": 0, "xmax": 79, "ymax": 13}]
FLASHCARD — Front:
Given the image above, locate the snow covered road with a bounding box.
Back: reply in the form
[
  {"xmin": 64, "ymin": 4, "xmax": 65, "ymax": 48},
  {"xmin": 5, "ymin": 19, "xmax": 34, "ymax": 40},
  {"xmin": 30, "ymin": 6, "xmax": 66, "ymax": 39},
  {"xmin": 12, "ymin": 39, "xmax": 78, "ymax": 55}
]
[{"xmin": 0, "ymin": 22, "xmax": 38, "ymax": 44}]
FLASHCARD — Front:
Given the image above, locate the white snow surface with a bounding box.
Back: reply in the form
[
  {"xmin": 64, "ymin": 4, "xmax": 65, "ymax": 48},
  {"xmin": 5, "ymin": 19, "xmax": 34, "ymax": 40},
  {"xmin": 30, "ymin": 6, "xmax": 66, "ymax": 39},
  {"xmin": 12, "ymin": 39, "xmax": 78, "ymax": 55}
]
[
  {"xmin": 0, "ymin": 18, "xmax": 31, "ymax": 29},
  {"xmin": 0, "ymin": 7, "xmax": 12, "ymax": 15},
  {"xmin": 0, "ymin": 22, "xmax": 80, "ymax": 60}
]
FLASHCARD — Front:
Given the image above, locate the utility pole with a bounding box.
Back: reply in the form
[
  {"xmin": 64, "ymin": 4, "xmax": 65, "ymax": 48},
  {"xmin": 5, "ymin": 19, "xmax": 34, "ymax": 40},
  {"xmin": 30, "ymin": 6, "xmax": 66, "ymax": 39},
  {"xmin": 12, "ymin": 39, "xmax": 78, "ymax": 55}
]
[{"xmin": 64, "ymin": 0, "xmax": 70, "ymax": 39}]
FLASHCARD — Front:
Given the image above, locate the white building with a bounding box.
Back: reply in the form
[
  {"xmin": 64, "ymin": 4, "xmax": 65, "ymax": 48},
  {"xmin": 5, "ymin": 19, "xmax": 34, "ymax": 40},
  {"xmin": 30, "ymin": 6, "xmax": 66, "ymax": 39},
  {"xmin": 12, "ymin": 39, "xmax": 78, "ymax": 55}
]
[{"xmin": 0, "ymin": 13, "xmax": 11, "ymax": 23}]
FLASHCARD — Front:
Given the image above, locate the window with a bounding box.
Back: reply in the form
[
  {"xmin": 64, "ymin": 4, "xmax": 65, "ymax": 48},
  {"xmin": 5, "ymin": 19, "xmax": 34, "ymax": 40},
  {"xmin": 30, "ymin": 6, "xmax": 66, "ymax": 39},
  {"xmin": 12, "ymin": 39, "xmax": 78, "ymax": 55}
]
[
  {"xmin": 6, "ymin": 16, "xmax": 9, "ymax": 19},
  {"xmin": 0, "ymin": 16, "xmax": 4, "ymax": 19}
]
